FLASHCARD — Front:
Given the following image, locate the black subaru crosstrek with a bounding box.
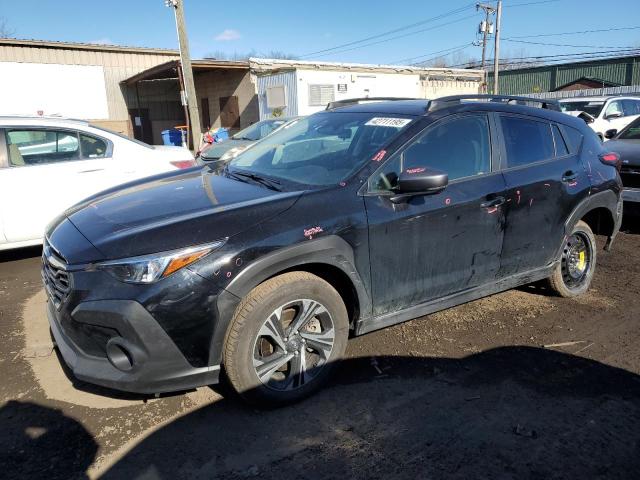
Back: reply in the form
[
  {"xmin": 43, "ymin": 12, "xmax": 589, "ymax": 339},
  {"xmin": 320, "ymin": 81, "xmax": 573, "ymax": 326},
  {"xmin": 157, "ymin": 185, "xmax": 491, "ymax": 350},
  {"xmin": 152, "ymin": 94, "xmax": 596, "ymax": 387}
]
[{"xmin": 44, "ymin": 95, "xmax": 623, "ymax": 405}]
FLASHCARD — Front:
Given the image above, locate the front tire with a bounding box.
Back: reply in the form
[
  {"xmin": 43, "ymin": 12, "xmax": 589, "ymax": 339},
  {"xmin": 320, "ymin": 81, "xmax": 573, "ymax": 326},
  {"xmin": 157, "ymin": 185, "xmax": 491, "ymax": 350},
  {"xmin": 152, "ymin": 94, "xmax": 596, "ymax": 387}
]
[
  {"xmin": 223, "ymin": 272, "xmax": 349, "ymax": 406},
  {"xmin": 547, "ymin": 220, "xmax": 596, "ymax": 298}
]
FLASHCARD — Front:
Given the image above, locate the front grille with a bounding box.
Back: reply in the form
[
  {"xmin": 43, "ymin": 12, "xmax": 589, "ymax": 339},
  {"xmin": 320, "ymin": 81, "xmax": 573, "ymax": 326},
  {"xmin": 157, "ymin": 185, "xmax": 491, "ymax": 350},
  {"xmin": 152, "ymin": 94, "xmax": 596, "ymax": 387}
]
[{"xmin": 41, "ymin": 241, "xmax": 71, "ymax": 309}]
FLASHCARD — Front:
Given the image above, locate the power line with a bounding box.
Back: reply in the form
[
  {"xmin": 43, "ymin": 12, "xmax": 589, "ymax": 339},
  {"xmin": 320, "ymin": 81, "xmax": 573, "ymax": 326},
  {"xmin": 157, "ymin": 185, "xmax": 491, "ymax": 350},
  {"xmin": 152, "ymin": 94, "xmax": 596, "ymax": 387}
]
[
  {"xmin": 506, "ymin": 25, "xmax": 640, "ymax": 40},
  {"xmin": 503, "ymin": 0, "xmax": 562, "ymax": 7},
  {"xmin": 450, "ymin": 47, "xmax": 640, "ymax": 68},
  {"xmin": 413, "ymin": 45, "xmax": 474, "ymax": 67},
  {"xmin": 299, "ymin": 2, "xmax": 476, "ymax": 58},
  {"xmin": 504, "ymin": 39, "xmax": 640, "ymax": 49},
  {"xmin": 390, "ymin": 42, "xmax": 473, "ymax": 65},
  {"xmin": 307, "ymin": 14, "xmax": 479, "ymax": 59}
]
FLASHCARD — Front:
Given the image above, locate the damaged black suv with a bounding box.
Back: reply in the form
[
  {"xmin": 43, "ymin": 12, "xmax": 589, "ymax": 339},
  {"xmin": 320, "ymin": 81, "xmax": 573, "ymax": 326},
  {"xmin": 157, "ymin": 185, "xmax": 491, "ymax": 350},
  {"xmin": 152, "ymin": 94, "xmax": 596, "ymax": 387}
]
[{"xmin": 44, "ymin": 95, "xmax": 623, "ymax": 405}]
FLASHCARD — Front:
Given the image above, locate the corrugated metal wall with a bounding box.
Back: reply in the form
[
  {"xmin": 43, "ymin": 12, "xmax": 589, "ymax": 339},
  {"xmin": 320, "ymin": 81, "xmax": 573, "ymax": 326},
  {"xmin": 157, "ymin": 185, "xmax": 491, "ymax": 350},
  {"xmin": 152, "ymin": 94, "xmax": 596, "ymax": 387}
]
[
  {"xmin": 488, "ymin": 56, "xmax": 640, "ymax": 94},
  {"xmin": 255, "ymin": 71, "xmax": 298, "ymax": 119},
  {"xmin": 519, "ymin": 85, "xmax": 640, "ymax": 99},
  {"xmin": 0, "ymin": 43, "xmax": 178, "ymax": 133}
]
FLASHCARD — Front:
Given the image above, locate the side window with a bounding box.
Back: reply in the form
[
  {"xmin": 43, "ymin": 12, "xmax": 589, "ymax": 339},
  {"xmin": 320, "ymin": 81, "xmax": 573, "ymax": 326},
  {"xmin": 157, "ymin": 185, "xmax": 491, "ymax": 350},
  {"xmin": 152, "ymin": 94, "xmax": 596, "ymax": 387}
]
[
  {"xmin": 500, "ymin": 116, "xmax": 554, "ymax": 168},
  {"xmin": 605, "ymin": 101, "xmax": 623, "ymax": 118},
  {"xmin": 369, "ymin": 115, "xmax": 491, "ymax": 192},
  {"xmin": 80, "ymin": 134, "xmax": 108, "ymax": 158},
  {"xmin": 552, "ymin": 124, "xmax": 569, "ymax": 156},
  {"xmin": 6, "ymin": 129, "xmax": 79, "ymax": 167},
  {"xmin": 559, "ymin": 125, "xmax": 583, "ymax": 154},
  {"xmin": 622, "ymin": 100, "xmax": 640, "ymax": 117}
]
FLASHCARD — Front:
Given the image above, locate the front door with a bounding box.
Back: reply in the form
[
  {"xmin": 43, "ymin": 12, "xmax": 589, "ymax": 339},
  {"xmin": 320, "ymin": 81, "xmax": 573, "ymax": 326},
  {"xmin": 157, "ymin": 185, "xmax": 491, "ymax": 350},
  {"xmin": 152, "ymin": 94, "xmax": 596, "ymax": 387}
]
[
  {"xmin": 128, "ymin": 109, "xmax": 153, "ymax": 144},
  {"xmin": 365, "ymin": 113, "xmax": 506, "ymax": 317},
  {"xmin": 219, "ymin": 96, "xmax": 240, "ymax": 130}
]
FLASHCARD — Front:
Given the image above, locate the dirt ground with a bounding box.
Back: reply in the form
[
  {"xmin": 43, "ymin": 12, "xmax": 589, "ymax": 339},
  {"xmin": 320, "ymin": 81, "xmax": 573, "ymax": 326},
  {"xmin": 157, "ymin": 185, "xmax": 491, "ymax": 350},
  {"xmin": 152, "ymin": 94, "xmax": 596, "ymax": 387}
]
[{"xmin": 1, "ymin": 217, "xmax": 639, "ymax": 480}]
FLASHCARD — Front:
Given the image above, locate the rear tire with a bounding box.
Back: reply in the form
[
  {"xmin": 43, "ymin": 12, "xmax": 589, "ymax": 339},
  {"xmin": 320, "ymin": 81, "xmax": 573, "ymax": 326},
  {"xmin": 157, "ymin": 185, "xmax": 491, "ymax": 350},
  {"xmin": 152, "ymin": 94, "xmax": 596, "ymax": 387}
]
[
  {"xmin": 224, "ymin": 272, "xmax": 349, "ymax": 406},
  {"xmin": 547, "ymin": 220, "xmax": 596, "ymax": 298}
]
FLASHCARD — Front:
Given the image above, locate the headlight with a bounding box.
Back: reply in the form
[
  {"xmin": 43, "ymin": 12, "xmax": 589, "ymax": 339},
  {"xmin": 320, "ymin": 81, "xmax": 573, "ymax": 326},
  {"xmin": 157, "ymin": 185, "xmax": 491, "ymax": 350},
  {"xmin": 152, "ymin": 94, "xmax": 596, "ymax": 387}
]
[
  {"xmin": 220, "ymin": 146, "xmax": 249, "ymax": 161},
  {"xmin": 97, "ymin": 239, "xmax": 226, "ymax": 284}
]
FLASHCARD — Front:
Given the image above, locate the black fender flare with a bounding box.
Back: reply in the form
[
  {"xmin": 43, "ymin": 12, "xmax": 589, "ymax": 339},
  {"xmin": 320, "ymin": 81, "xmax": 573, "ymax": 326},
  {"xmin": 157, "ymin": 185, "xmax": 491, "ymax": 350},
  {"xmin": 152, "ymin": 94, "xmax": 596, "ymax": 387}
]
[
  {"xmin": 563, "ymin": 189, "xmax": 622, "ymax": 253},
  {"xmin": 210, "ymin": 235, "xmax": 371, "ymax": 366}
]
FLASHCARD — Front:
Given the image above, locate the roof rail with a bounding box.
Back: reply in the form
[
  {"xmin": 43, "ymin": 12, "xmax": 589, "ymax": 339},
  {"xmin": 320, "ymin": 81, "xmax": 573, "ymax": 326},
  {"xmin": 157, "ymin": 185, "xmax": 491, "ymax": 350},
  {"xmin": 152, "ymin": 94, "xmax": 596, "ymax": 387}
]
[
  {"xmin": 326, "ymin": 97, "xmax": 420, "ymax": 110},
  {"xmin": 427, "ymin": 94, "xmax": 561, "ymax": 112}
]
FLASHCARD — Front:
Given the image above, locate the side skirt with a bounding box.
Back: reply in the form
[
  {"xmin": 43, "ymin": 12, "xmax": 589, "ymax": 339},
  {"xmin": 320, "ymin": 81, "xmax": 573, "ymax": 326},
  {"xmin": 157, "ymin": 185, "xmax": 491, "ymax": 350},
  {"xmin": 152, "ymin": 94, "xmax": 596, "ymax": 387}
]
[{"xmin": 355, "ymin": 264, "xmax": 556, "ymax": 336}]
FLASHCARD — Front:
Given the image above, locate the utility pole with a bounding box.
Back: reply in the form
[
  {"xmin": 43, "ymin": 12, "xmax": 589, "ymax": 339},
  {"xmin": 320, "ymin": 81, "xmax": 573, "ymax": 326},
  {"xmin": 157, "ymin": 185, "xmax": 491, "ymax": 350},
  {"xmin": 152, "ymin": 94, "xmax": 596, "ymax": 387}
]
[
  {"xmin": 476, "ymin": 3, "xmax": 495, "ymax": 69},
  {"xmin": 493, "ymin": 0, "xmax": 503, "ymax": 94},
  {"xmin": 165, "ymin": 0, "xmax": 201, "ymax": 148}
]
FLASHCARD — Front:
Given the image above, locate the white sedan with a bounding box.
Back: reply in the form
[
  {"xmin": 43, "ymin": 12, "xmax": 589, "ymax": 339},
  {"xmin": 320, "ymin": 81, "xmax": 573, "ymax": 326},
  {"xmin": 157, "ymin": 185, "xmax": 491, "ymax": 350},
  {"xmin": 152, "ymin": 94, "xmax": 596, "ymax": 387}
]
[{"xmin": 0, "ymin": 117, "xmax": 196, "ymax": 250}]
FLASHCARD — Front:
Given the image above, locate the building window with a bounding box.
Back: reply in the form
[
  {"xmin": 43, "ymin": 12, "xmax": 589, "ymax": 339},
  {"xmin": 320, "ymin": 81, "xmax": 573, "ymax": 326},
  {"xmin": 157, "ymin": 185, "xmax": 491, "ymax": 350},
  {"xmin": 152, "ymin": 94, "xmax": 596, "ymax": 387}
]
[{"xmin": 308, "ymin": 84, "xmax": 335, "ymax": 107}]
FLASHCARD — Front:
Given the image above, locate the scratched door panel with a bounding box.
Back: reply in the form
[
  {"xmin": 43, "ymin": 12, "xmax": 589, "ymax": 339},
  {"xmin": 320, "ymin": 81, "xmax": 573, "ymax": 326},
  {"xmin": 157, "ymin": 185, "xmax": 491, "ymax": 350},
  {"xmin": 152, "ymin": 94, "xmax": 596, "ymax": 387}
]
[
  {"xmin": 497, "ymin": 115, "xmax": 590, "ymax": 276},
  {"xmin": 365, "ymin": 172, "xmax": 507, "ymax": 317}
]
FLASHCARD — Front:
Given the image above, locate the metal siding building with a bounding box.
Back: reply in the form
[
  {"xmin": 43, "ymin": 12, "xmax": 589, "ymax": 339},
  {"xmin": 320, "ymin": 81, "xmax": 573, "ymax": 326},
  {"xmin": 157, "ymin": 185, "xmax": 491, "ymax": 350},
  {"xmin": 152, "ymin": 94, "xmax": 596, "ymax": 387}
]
[
  {"xmin": 252, "ymin": 58, "xmax": 485, "ymax": 119},
  {"xmin": 255, "ymin": 71, "xmax": 298, "ymax": 119},
  {"xmin": 0, "ymin": 38, "xmax": 178, "ymax": 135},
  {"xmin": 488, "ymin": 55, "xmax": 640, "ymax": 94}
]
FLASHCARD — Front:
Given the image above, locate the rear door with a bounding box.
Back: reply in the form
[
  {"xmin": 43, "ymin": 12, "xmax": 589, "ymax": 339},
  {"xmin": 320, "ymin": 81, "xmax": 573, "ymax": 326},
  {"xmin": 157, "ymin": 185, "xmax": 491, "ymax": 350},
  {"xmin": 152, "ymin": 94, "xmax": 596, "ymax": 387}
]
[
  {"xmin": 365, "ymin": 113, "xmax": 507, "ymax": 317},
  {"xmin": 0, "ymin": 127, "xmax": 114, "ymax": 243},
  {"xmin": 496, "ymin": 114, "xmax": 590, "ymax": 276}
]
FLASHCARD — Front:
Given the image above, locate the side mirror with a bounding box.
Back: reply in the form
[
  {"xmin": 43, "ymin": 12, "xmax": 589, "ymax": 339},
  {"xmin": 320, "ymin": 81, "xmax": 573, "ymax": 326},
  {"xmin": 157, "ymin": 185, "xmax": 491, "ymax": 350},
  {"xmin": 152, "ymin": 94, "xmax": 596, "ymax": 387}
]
[
  {"xmin": 604, "ymin": 129, "xmax": 618, "ymax": 139},
  {"xmin": 605, "ymin": 111, "xmax": 623, "ymax": 120},
  {"xmin": 390, "ymin": 167, "xmax": 448, "ymax": 203}
]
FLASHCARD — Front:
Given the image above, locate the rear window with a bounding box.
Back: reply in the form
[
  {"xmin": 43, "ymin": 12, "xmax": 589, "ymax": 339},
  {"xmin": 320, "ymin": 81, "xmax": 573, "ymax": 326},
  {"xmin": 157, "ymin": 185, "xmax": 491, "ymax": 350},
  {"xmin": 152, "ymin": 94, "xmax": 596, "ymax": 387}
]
[
  {"xmin": 552, "ymin": 124, "xmax": 569, "ymax": 156},
  {"xmin": 500, "ymin": 116, "xmax": 554, "ymax": 168},
  {"xmin": 559, "ymin": 125, "xmax": 584, "ymax": 154}
]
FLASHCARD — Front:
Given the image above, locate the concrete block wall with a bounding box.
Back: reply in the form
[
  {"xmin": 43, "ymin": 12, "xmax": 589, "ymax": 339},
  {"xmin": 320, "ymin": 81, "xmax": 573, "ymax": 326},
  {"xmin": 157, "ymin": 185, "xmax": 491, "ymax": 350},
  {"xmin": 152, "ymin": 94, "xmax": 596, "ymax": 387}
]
[{"xmin": 194, "ymin": 69, "xmax": 259, "ymax": 132}]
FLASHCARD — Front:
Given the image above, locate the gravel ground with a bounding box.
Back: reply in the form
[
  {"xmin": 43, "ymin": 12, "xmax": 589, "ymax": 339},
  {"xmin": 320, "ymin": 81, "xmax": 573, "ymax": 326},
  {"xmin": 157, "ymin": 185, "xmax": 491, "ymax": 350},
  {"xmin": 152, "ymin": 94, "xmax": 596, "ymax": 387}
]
[{"xmin": 1, "ymin": 219, "xmax": 639, "ymax": 480}]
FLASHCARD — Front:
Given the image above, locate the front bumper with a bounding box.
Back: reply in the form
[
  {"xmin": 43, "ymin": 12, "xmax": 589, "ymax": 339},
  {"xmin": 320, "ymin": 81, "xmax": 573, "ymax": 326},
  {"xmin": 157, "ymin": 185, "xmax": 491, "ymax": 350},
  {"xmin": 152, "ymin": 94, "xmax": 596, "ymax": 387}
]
[{"xmin": 47, "ymin": 298, "xmax": 220, "ymax": 394}]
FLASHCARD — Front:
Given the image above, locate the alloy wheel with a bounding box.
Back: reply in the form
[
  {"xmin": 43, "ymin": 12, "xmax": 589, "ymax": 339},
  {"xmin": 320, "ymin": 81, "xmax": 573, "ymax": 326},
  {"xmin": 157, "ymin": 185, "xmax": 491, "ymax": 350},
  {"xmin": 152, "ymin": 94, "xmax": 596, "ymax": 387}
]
[{"xmin": 252, "ymin": 299, "xmax": 335, "ymax": 391}]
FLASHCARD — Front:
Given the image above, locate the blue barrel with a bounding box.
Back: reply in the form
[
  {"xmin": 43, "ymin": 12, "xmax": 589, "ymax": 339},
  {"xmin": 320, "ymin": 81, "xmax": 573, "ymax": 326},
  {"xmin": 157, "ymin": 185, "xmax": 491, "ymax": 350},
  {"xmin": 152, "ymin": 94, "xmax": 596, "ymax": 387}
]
[
  {"xmin": 161, "ymin": 129, "xmax": 182, "ymax": 146},
  {"xmin": 213, "ymin": 128, "xmax": 229, "ymax": 142}
]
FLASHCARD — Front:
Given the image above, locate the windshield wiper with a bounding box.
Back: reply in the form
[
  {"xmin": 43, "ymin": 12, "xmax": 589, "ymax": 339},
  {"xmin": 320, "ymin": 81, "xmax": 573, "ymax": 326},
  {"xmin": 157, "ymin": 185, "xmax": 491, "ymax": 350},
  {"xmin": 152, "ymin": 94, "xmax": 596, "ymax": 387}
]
[{"xmin": 226, "ymin": 170, "xmax": 282, "ymax": 191}]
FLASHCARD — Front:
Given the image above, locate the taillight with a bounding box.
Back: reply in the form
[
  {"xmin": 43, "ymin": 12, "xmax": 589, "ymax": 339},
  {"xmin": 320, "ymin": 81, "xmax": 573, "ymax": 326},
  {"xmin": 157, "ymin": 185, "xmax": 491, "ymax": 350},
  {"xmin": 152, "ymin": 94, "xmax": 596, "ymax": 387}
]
[
  {"xmin": 170, "ymin": 160, "xmax": 196, "ymax": 169},
  {"xmin": 599, "ymin": 152, "xmax": 621, "ymax": 170}
]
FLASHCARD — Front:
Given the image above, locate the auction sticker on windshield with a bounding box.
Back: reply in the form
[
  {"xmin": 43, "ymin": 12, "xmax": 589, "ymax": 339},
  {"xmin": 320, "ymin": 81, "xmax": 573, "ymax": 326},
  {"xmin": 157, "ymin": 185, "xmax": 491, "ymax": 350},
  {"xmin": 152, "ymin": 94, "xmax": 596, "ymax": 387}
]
[{"xmin": 365, "ymin": 117, "xmax": 412, "ymax": 128}]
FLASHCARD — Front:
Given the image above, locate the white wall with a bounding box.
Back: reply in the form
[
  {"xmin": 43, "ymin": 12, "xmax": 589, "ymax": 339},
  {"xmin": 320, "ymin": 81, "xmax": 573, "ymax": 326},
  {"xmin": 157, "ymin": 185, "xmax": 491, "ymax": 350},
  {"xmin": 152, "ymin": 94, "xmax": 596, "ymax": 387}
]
[
  {"xmin": 295, "ymin": 69, "xmax": 422, "ymax": 116},
  {"xmin": 0, "ymin": 62, "xmax": 109, "ymax": 119}
]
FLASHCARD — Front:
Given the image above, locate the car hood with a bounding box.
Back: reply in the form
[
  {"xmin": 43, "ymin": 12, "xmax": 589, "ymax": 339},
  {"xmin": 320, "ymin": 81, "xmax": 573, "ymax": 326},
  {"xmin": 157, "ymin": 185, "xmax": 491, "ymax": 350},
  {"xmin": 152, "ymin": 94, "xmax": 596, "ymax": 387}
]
[
  {"xmin": 200, "ymin": 139, "xmax": 253, "ymax": 161},
  {"xmin": 605, "ymin": 139, "xmax": 640, "ymax": 167},
  {"xmin": 61, "ymin": 168, "xmax": 302, "ymax": 260}
]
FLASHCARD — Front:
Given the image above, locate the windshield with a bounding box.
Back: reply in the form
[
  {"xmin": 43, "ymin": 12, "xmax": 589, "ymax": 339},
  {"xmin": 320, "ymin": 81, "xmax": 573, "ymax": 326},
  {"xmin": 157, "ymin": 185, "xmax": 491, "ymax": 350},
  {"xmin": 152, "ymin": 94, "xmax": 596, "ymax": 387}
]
[
  {"xmin": 232, "ymin": 119, "xmax": 289, "ymax": 141},
  {"xmin": 560, "ymin": 101, "xmax": 605, "ymax": 118},
  {"xmin": 618, "ymin": 117, "xmax": 640, "ymax": 140},
  {"xmin": 227, "ymin": 112, "xmax": 415, "ymax": 187}
]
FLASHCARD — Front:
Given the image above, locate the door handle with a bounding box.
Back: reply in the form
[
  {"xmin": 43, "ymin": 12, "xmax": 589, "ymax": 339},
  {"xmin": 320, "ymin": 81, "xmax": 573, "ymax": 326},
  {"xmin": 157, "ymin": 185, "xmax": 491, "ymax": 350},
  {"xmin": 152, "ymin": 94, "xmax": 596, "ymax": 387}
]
[
  {"xmin": 77, "ymin": 168, "xmax": 104, "ymax": 174},
  {"xmin": 562, "ymin": 171, "xmax": 578, "ymax": 182},
  {"xmin": 480, "ymin": 196, "xmax": 505, "ymax": 209}
]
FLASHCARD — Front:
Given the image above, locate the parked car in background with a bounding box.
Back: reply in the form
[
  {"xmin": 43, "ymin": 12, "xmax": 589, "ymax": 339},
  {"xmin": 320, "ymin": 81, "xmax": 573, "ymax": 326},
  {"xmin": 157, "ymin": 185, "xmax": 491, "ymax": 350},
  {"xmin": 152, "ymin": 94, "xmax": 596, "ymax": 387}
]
[
  {"xmin": 44, "ymin": 95, "xmax": 622, "ymax": 406},
  {"xmin": 197, "ymin": 117, "xmax": 299, "ymax": 167},
  {"xmin": 602, "ymin": 115, "xmax": 640, "ymax": 204},
  {"xmin": 559, "ymin": 96, "xmax": 640, "ymax": 140},
  {"xmin": 0, "ymin": 116, "xmax": 195, "ymax": 250}
]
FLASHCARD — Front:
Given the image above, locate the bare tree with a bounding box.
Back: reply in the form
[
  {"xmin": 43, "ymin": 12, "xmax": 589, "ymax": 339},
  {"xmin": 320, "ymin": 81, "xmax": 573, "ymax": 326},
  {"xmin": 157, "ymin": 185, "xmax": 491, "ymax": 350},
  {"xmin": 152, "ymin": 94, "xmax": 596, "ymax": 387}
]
[
  {"xmin": 420, "ymin": 51, "xmax": 480, "ymax": 69},
  {"xmin": 204, "ymin": 49, "xmax": 298, "ymax": 61},
  {"xmin": 0, "ymin": 17, "xmax": 14, "ymax": 37}
]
